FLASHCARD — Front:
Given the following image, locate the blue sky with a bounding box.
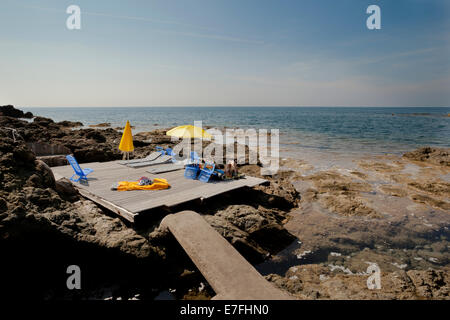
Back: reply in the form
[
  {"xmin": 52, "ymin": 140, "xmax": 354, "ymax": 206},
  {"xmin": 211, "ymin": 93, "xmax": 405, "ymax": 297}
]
[{"xmin": 1, "ymin": 0, "xmax": 449, "ymax": 107}]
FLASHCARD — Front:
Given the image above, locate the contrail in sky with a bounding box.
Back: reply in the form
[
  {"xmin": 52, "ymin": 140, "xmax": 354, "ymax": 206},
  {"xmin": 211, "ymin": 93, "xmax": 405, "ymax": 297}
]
[{"xmin": 20, "ymin": 3, "xmax": 264, "ymax": 45}]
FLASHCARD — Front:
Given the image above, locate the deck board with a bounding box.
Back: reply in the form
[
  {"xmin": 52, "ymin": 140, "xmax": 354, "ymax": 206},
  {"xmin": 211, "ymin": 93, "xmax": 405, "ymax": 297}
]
[
  {"xmin": 162, "ymin": 211, "xmax": 293, "ymax": 300},
  {"xmin": 52, "ymin": 160, "xmax": 267, "ymax": 222}
]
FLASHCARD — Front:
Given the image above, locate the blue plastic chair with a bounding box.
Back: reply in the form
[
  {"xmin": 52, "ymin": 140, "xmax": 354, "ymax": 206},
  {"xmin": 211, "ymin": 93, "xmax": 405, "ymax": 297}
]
[
  {"xmin": 184, "ymin": 164, "xmax": 199, "ymax": 180},
  {"xmin": 66, "ymin": 155, "xmax": 93, "ymax": 182},
  {"xmin": 198, "ymin": 162, "xmax": 215, "ymax": 183}
]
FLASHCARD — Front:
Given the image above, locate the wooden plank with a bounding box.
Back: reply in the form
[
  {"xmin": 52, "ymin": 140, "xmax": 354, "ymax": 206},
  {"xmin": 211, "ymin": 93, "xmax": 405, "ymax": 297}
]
[
  {"xmin": 161, "ymin": 211, "xmax": 293, "ymax": 300},
  {"xmin": 178, "ymin": 177, "xmax": 264, "ymax": 200},
  {"xmin": 146, "ymin": 163, "xmax": 184, "ymax": 174},
  {"xmin": 77, "ymin": 189, "xmax": 136, "ymax": 223},
  {"xmin": 125, "ymin": 181, "xmax": 215, "ymax": 211}
]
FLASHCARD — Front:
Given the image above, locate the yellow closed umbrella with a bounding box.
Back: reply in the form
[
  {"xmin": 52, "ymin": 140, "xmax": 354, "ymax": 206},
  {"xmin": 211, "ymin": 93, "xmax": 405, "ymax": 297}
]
[
  {"xmin": 119, "ymin": 121, "xmax": 134, "ymax": 163},
  {"xmin": 166, "ymin": 125, "xmax": 212, "ymax": 140}
]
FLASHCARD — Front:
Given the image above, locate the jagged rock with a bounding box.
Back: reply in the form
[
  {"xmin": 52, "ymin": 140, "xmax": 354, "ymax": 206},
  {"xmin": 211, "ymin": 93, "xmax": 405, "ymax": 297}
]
[
  {"xmin": 407, "ymin": 269, "xmax": 450, "ymax": 298},
  {"xmin": 0, "ymin": 197, "xmax": 7, "ymax": 214},
  {"xmin": 33, "ymin": 116, "xmax": 54, "ymax": 126},
  {"xmin": 403, "ymin": 147, "xmax": 450, "ymax": 167},
  {"xmin": 37, "ymin": 155, "xmax": 68, "ymax": 167},
  {"xmin": 73, "ymin": 146, "xmax": 120, "ymax": 163},
  {"xmin": 0, "ymin": 115, "xmax": 28, "ymax": 129},
  {"xmin": 89, "ymin": 123, "xmax": 110, "ymax": 127},
  {"xmin": 267, "ymin": 264, "xmax": 450, "ymax": 300},
  {"xmin": 258, "ymin": 180, "xmax": 300, "ymax": 209},
  {"xmin": 0, "ymin": 128, "xmax": 164, "ymax": 279},
  {"xmin": 203, "ymin": 205, "xmax": 296, "ymax": 263},
  {"xmin": 35, "ymin": 160, "xmax": 56, "ymax": 188},
  {"xmin": 55, "ymin": 178, "xmax": 79, "ymax": 201},
  {"xmin": 0, "ymin": 124, "xmax": 174, "ymax": 299},
  {"xmin": 57, "ymin": 120, "xmax": 83, "ymax": 127},
  {"xmin": 84, "ymin": 129, "xmax": 107, "ymax": 143},
  {"xmin": 26, "ymin": 142, "xmax": 71, "ymax": 157},
  {"xmin": 0, "ymin": 105, "xmax": 33, "ymax": 118}
]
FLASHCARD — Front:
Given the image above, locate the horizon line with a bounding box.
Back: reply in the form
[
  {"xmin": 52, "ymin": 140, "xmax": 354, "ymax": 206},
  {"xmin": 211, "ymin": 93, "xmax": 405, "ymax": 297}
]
[{"xmin": 20, "ymin": 105, "xmax": 450, "ymax": 108}]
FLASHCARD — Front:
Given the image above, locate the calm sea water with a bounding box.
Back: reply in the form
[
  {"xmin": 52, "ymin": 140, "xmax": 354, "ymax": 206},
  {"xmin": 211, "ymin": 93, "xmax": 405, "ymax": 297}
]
[{"xmin": 22, "ymin": 107, "xmax": 449, "ymax": 156}]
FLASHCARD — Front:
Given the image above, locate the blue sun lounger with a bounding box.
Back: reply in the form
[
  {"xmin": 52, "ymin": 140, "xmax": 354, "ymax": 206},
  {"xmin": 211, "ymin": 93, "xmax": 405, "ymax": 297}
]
[
  {"xmin": 156, "ymin": 146, "xmax": 165, "ymax": 154},
  {"xmin": 127, "ymin": 154, "xmax": 173, "ymax": 168},
  {"xmin": 118, "ymin": 151, "xmax": 161, "ymax": 165},
  {"xmin": 66, "ymin": 155, "xmax": 93, "ymax": 182},
  {"xmin": 165, "ymin": 147, "xmax": 178, "ymax": 163}
]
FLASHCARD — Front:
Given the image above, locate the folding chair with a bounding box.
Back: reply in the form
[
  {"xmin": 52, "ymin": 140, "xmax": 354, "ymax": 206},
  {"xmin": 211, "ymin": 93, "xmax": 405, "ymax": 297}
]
[{"xmin": 66, "ymin": 155, "xmax": 93, "ymax": 182}]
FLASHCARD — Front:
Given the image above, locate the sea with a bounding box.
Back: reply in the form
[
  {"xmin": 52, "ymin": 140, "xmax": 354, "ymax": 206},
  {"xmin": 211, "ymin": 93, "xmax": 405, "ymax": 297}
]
[{"xmin": 22, "ymin": 107, "xmax": 449, "ymax": 157}]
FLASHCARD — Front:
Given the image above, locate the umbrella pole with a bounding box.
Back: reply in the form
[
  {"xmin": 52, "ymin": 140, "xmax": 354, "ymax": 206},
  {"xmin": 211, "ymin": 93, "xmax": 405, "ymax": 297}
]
[{"xmin": 127, "ymin": 152, "xmax": 130, "ymax": 180}]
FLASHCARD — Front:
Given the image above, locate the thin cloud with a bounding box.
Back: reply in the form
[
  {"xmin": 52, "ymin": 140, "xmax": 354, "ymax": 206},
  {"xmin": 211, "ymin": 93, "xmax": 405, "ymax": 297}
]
[
  {"xmin": 21, "ymin": 3, "xmax": 205, "ymax": 28},
  {"xmin": 20, "ymin": 3, "xmax": 264, "ymax": 45},
  {"xmin": 354, "ymin": 47, "xmax": 439, "ymax": 66},
  {"xmin": 149, "ymin": 29, "xmax": 264, "ymax": 45}
]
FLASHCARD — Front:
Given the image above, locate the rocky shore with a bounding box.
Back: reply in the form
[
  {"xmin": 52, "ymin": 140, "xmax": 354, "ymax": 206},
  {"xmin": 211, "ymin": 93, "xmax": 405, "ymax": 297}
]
[
  {"xmin": 0, "ymin": 105, "xmax": 296, "ymax": 299},
  {"xmin": 260, "ymin": 148, "xmax": 449, "ymax": 299},
  {"xmin": 0, "ymin": 105, "xmax": 448, "ymax": 300}
]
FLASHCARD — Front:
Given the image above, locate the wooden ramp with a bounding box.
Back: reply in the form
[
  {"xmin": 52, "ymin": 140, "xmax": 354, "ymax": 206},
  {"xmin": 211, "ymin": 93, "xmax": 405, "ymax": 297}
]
[
  {"xmin": 51, "ymin": 160, "xmax": 266, "ymax": 223},
  {"xmin": 162, "ymin": 211, "xmax": 292, "ymax": 300}
]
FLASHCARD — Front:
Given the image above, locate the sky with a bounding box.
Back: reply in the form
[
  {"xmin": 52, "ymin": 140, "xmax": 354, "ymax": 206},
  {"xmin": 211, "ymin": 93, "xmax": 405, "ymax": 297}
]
[{"xmin": 0, "ymin": 0, "xmax": 449, "ymax": 107}]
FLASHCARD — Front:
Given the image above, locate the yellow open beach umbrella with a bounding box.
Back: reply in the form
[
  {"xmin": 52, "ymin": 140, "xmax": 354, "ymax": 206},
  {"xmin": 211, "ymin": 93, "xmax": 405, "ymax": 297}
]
[
  {"xmin": 119, "ymin": 120, "xmax": 134, "ymax": 152},
  {"xmin": 166, "ymin": 125, "xmax": 212, "ymax": 140}
]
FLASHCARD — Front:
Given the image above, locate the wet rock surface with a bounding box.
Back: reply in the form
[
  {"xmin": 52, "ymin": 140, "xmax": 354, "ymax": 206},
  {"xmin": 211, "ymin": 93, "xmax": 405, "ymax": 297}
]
[
  {"xmin": 403, "ymin": 147, "xmax": 450, "ymax": 167},
  {"xmin": 266, "ymin": 264, "xmax": 449, "ymax": 299},
  {"xmin": 256, "ymin": 152, "xmax": 449, "ymax": 299}
]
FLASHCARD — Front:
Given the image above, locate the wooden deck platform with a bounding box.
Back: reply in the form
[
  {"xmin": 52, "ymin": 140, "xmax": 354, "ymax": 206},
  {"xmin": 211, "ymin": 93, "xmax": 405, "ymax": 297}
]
[{"xmin": 51, "ymin": 160, "xmax": 267, "ymax": 223}]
